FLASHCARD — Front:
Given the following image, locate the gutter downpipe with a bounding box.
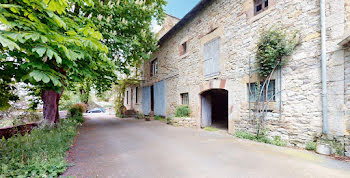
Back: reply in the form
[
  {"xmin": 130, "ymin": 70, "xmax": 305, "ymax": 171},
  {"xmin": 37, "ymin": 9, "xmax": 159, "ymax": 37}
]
[{"xmin": 320, "ymin": 0, "xmax": 328, "ymax": 135}]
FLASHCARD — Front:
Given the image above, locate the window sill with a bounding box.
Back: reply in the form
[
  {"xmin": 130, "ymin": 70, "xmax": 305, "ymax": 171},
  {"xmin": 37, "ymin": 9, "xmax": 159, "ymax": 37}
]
[
  {"xmin": 248, "ymin": 6, "xmax": 275, "ymax": 24},
  {"xmin": 204, "ymin": 72, "xmax": 220, "ymax": 80},
  {"xmin": 180, "ymin": 52, "xmax": 190, "ymax": 59},
  {"xmin": 247, "ymin": 101, "xmax": 279, "ymax": 112}
]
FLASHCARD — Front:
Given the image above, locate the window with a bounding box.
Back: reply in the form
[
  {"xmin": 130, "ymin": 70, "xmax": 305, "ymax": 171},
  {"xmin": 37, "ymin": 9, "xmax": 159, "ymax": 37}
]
[
  {"xmin": 150, "ymin": 59, "xmax": 158, "ymax": 77},
  {"xmin": 181, "ymin": 42, "xmax": 187, "ymax": 55},
  {"xmin": 248, "ymin": 80, "xmax": 275, "ymax": 102},
  {"xmin": 126, "ymin": 90, "xmax": 129, "ymax": 104},
  {"xmin": 203, "ymin": 38, "xmax": 220, "ymax": 78},
  {"xmin": 181, "ymin": 93, "xmax": 189, "ymax": 105},
  {"xmin": 254, "ymin": 0, "xmax": 269, "ymax": 15},
  {"xmin": 136, "ymin": 87, "xmax": 138, "ymax": 103}
]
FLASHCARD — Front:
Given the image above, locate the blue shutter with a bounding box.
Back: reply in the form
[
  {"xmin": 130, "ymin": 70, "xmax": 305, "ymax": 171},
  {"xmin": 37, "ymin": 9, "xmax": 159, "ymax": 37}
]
[
  {"xmin": 203, "ymin": 38, "xmax": 220, "ymax": 77},
  {"xmin": 142, "ymin": 86, "xmax": 151, "ymax": 115},
  {"xmin": 154, "ymin": 80, "xmax": 166, "ymax": 116}
]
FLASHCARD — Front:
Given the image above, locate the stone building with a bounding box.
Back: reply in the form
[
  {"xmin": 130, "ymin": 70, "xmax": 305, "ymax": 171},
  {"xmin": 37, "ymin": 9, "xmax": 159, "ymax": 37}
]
[{"xmin": 124, "ymin": 0, "xmax": 350, "ymax": 151}]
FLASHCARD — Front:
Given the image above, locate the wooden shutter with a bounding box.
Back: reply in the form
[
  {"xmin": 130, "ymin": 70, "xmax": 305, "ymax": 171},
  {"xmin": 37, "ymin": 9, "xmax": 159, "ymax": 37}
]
[
  {"xmin": 154, "ymin": 80, "xmax": 166, "ymax": 116},
  {"xmin": 201, "ymin": 94, "xmax": 212, "ymax": 127},
  {"xmin": 142, "ymin": 86, "xmax": 151, "ymax": 115},
  {"xmin": 203, "ymin": 38, "xmax": 220, "ymax": 78}
]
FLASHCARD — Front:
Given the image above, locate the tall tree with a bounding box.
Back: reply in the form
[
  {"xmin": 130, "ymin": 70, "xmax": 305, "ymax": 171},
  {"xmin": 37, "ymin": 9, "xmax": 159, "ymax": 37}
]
[
  {"xmin": 67, "ymin": 0, "xmax": 167, "ymax": 104},
  {"xmin": 0, "ymin": 0, "xmax": 110, "ymax": 124},
  {"xmin": 0, "ymin": 0, "xmax": 166, "ymax": 124}
]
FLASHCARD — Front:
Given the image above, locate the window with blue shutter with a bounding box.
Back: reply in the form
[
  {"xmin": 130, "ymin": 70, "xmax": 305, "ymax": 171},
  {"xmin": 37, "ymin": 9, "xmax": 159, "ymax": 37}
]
[{"xmin": 203, "ymin": 38, "xmax": 220, "ymax": 78}]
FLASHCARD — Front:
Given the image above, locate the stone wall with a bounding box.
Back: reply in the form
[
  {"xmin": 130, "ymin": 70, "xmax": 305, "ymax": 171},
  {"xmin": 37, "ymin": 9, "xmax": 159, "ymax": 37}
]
[
  {"xmin": 345, "ymin": 47, "xmax": 350, "ymax": 133},
  {"xmin": 169, "ymin": 117, "xmax": 197, "ymax": 128},
  {"xmin": 157, "ymin": 14, "xmax": 180, "ymax": 39},
  {"xmin": 124, "ymin": 86, "xmax": 142, "ymax": 113},
  {"xmin": 138, "ymin": 0, "xmax": 349, "ymax": 148}
]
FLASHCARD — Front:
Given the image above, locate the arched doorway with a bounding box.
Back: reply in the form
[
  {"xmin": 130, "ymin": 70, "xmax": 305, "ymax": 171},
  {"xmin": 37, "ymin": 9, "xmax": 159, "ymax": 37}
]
[{"xmin": 201, "ymin": 89, "xmax": 228, "ymax": 130}]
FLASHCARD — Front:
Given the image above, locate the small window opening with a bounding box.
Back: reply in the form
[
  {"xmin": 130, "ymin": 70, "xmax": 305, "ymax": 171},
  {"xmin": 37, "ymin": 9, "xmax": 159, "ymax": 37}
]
[
  {"xmin": 181, "ymin": 93, "xmax": 189, "ymax": 105},
  {"xmin": 181, "ymin": 42, "xmax": 187, "ymax": 55},
  {"xmin": 254, "ymin": 0, "xmax": 269, "ymax": 15}
]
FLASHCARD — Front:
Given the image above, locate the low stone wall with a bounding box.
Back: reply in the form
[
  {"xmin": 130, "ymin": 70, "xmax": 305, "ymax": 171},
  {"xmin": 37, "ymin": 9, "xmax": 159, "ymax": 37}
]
[
  {"xmin": 0, "ymin": 122, "xmax": 38, "ymax": 139},
  {"xmin": 169, "ymin": 117, "xmax": 197, "ymax": 128}
]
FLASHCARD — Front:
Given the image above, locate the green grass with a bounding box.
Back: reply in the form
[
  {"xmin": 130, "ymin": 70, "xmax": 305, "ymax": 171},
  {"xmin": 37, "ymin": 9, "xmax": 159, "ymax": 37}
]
[
  {"xmin": 154, "ymin": 115, "xmax": 166, "ymax": 122},
  {"xmin": 204, "ymin": 127, "xmax": 219, "ymax": 132},
  {"xmin": 0, "ymin": 115, "xmax": 82, "ymax": 177},
  {"xmin": 234, "ymin": 131, "xmax": 287, "ymax": 147},
  {"xmin": 306, "ymin": 142, "xmax": 317, "ymax": 151}
]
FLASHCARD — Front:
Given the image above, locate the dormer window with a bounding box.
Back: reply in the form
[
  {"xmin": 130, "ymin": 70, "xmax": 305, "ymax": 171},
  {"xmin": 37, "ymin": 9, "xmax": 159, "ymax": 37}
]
[{"xmin": 254, "ymin": 0, "xmax": 269, "ymax": 15}]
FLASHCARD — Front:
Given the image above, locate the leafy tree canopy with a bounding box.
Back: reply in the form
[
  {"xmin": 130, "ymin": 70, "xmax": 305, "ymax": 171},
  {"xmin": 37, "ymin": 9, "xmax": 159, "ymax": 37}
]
[{"xmin": 0, "ymin": 0, "xmax": 166, "ymax": 113}]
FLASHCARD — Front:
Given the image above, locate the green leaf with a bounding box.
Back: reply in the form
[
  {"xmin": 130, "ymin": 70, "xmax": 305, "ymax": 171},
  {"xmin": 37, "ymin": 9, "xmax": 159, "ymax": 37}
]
[
  {"xmin": 46, "ymin": 48, "xmax": 54, "ymax": 59},
  {"xmin": 32, "ymin": 47, "xmax": 47, "ymax": 57},
  {"xmin": 0, "ymin": 35, "xmax": 20, "ymax": 50},
  {"xmin": 54, "ymin": 52, "xmax": 62, "ymax": 64},
  {"xmin": 29, "ymin": 70, "xmax": 44, "ymax": 82},
  {"xmin": 42, "ymin": 74, "xmax": 50, "ymax": 83}
]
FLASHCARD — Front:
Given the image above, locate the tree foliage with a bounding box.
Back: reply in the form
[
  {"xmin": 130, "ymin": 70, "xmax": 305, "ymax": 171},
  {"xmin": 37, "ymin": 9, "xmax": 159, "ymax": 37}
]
[
  {"xmin": 81, "ymin": 0, "xmax": 166, "ymax": 75},
  {"xmin": 256, "ymin": 28, "xmax": 299, "ymax": 77},
  {"xmin": 0, "ymin": 0, "xmax": 166, "ymax": 116}
]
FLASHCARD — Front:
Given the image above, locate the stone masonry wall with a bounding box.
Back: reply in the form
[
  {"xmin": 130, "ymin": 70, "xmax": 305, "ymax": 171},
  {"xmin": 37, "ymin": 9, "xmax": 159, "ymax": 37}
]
[
  {"xmin": 345, "ymin": 47, "xmax": 350, "ymax": 134},
  {"xmin": 140, "ymin": 0, "xmax": 349, "ymax": 148}
]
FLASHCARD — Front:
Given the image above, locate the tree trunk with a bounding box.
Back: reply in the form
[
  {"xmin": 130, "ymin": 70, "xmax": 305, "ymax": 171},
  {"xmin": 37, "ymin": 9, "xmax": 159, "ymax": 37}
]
[{"xmin": 42, "ymin": 90, "xmax": 63, "ymax": 124}]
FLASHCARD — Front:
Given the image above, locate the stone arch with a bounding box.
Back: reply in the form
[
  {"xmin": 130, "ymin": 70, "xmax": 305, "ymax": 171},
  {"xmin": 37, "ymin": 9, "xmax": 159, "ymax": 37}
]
[{"xmin": 199, "ymin": 79, "xmax": 229, "ymax": 130}]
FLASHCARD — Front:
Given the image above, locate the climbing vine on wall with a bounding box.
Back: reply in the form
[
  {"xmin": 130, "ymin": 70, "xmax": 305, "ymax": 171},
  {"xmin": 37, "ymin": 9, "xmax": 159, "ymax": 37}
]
[
  {"xmin": 251, "ymin": 28, "xmax": 299, "ymax": 137},
  {"xmin": 256, "ymin": 28, "xmax": 299, "ymax": 78},
  {"xmin": 114, "ymin": 78, "xmax": 140, "ymax": 116}
]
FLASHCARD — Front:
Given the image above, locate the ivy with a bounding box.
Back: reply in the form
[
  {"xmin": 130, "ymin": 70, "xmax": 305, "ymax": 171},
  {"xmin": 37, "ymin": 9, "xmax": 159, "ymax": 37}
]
[{"xmin": 256, "ymin": 28, "xmax": 299, "ymax": 78}]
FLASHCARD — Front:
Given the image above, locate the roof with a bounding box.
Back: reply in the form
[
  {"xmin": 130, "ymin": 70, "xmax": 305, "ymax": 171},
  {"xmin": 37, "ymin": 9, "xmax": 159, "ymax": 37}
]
[
  {"xmin": 158, "ymin": 0, "xmax": 214, "ymax": 45},
  {"xmin": 165, "ymin": 13, "xmax": 181, "ymax": 20}
]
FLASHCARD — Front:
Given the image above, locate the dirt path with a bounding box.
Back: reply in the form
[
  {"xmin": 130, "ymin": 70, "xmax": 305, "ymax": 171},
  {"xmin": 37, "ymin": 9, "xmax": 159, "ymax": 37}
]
[{"xmin": 63, "ymin": 114, "xmax": 350, "ymax": 178}]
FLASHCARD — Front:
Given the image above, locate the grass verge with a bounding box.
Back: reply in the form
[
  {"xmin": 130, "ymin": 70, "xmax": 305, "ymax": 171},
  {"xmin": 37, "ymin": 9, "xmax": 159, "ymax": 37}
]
[
  {"xmin": 204, "ymin": 127, "xmax": 219, "ymax": 132},
  {"xmin": 154, "ymin": 115, "xmax": 166, "ymax": 122},
  {"xmin": 0, "ymin": 115, "xmax": 83, "ymax": 177},
  {"xmin": 235, "ymin": 130, "xmax": 287, "ymax": 147}
]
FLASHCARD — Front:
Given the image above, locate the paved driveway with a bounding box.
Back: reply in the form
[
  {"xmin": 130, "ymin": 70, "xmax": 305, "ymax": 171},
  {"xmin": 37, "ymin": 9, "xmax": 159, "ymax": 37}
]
[{"xmin": 63, "ymin": 114, "xmax": 350, "ymax": 178}]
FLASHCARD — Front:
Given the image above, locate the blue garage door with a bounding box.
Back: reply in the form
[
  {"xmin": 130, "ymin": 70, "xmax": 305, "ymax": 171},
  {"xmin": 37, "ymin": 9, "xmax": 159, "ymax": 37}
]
[
  {"xmin": 154, "ymin": 80, "xmax": 166, "ymax": 116},
  {"xmin": 142, "ymin": 86, "xmax": 151, "ymax": 115}
]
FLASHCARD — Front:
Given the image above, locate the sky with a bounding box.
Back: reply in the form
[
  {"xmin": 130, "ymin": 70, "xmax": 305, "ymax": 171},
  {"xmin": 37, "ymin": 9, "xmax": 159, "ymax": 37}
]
[
  {"xmin": 165, "ymin": 0, "xmax": 201, "ymax": 19},
  {"xmin": 152, "ymin": 0, "xmax": 200, "ymax": 33}
]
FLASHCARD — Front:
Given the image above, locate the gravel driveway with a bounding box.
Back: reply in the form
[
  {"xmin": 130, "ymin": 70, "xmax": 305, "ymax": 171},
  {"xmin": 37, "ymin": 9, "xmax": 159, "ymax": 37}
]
[{"xmin": 63, "ymin": 114, "xmax": 350, "ymax": 178}]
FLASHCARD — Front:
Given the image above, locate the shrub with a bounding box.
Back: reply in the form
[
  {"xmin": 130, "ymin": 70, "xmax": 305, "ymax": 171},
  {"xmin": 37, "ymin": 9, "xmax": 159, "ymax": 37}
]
[
  {"xmin": 68, "ymin": 103, "xmax": 87, "ymax": 117},
  {"xmin": 175, "ymin": 105, "xmax": 190, "ymax": 117},
  {"xmin": 306, "ymin": 142, "xmax": 317, "ymax": 151},
  {"xmin": 0, "ymin": 116, "xmax": 81, "ymax": 177},
  {"xmin": 167, "ymin": 117, "xmax": 172, "ymax": 124}
]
